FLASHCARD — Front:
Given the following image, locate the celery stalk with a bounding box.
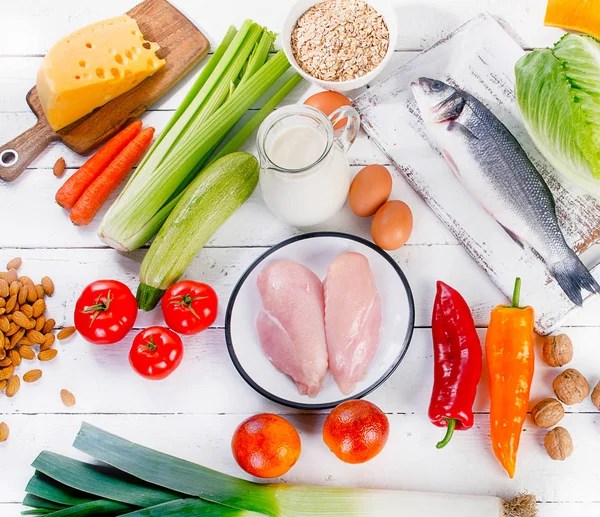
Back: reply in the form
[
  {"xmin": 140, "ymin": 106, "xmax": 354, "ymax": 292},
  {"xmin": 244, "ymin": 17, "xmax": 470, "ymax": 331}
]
[
  {"xmin": 132, "ymin": 26, "xmax": 238, "ymax": 183},
  {"xmin": 184, "ymin": 24, "xmax": 263, "ymax": 137},
  {"xmin": 211, "ymin": 73, "xmax": 303, "ymax": 164},
  {"xmin": 99, "ymin": 51, "xmax": 291, "ymax": 251},
  {"xmin": 109, "ymin": 20, "xmax": 252, "ymax": 194},
  {"xmin": 237, "ymin": 31, "xmax": 275, "ymax": 89}
]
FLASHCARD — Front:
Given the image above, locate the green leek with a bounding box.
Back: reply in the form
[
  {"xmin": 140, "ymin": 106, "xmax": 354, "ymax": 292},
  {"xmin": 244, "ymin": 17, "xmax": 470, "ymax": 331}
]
[
  {"xmin": 26, "ymin": 474, "xmax": 94, "ymax": 506},
  {"xmin": 36, "ymin": 500, "xmax": 132, "ymax": 517},
  {"xmin": 119, "ymin": 499, "xmax": 261, "ymax": 517},
  {"xmin": 32, "ymin": 452, "xmax": 181, "ymax": 507}
]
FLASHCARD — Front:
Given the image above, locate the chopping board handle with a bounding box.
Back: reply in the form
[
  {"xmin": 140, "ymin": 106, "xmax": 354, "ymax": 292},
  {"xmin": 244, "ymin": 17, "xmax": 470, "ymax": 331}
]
[{"xmin": 0, "ymin": 120, "xmax": 57, "ymax": 182}]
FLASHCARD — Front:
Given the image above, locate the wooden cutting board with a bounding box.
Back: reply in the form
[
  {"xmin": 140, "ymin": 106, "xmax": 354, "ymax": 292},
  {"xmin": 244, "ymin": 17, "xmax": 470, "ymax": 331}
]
[
  {"xmin": 0, "ymin": 0, "xmax": 209, "ymax": 182},
  {"xmin": 354, "ymin": 13, "xmax": 600, "ymax": 335}
]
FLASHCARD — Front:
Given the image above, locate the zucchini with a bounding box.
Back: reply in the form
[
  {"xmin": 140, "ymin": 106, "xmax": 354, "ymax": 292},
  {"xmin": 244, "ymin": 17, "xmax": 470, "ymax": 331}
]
[{"xmin": 136, "ymin": 152, "xmax": 259, "ymax": 310}]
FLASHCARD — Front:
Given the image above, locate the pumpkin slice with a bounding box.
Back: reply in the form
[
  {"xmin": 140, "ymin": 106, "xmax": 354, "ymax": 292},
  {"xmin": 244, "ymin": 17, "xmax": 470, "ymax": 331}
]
[{"xmin": 545, "ymin": 0, "xmax": 600, "ymax": 39}]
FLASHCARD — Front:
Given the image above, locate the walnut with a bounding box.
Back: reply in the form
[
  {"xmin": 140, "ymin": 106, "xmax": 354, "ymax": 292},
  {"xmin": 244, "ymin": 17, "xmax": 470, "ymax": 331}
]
[
  {"xmin": 592, "ymin": 381, "xmax": 600, "ymax": 410},
  {"xmin": 531, "ymin": 398, "xmax": 564, "ymax": 428},
  {"xmin": 553, "ymin": 368, "xmax": 590, "ymax": 405},
  {"xmin": 544, "ymin": 427, "xmax": 573, "ymax": 460},
  {"xmin": 542, "ymin": 334, "xmax": 573, "ymax": 367}
]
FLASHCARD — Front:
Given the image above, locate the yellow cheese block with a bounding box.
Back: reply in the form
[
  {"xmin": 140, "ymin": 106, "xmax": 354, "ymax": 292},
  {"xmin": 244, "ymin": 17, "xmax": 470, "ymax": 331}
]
[{"xmin": 37, "ymin": 15, "xmax": 166, "ymax": 131}]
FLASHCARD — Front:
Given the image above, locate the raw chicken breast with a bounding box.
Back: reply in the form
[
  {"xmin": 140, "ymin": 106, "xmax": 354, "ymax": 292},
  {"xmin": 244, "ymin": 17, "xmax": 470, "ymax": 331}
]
[
  {"xmin": 256, "ymin": 260, "xmax": 328, "ymax": 397},
  {"xmin": 324, "ymin": 252, "xmax": 382, "ymax": 395}
]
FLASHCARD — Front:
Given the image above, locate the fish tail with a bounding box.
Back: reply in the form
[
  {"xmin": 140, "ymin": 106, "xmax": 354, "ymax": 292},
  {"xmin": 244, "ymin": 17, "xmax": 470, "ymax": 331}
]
[{"xmin": 550, "ymin": 250, "xmax": 600, "ymax": 306}]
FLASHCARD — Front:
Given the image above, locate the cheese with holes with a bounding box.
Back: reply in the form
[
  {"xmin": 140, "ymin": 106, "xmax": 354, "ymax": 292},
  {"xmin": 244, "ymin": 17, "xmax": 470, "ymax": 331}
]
[{"xmin": 37, "ymin": 15, "xmax": 166, "ymax": 131}]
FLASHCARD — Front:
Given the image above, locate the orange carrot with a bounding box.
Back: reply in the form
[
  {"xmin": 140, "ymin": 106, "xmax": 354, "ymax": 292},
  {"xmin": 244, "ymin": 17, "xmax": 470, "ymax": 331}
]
[
  {"xmin": 56, "ymin": 120, "xmax": 143, "ymax": 209},
  {"xmin": 70, "ymin": 127, "xmax": 155, "ymax": 227}
]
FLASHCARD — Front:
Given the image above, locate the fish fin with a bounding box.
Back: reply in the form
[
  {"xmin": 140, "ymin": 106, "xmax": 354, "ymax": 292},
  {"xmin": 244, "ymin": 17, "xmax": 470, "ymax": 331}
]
[
  {"xmin": 550, "ymin": 250, "xmax": 600, "ymax": 306},
  {"xmin": 441, "ymin": 150, "xmax": 461, "ymax": 179},
  {"xmin": 447, "ymin": 120, "xmax": 478, "ymax": 140},
  {"xmin": 497, "ymin": 223, "xmax": 525, "ymax": 249}
]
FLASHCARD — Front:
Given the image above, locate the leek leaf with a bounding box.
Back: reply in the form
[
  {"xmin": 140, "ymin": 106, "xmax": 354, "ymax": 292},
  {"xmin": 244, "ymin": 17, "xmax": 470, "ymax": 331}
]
[
  {"xmin": 21, "ymin": 510, "xmax": 54, "ymax": 516},
  {"xmin": 26, "ymin": 473, "xmax": 95, "ymax": 506},
  {"xmin": 32, "ymin": 452, "xmax": 181, "ymax": 507},
  {"xmin": 74, "ymin": 423, "xmax": 278, "ymax": 516},
  {"xmin": 22, "ymin": 494, "xmax": 67, "ymax": 511},
  {"xmin": 41, "ymin": 500, "xmax": 133, "ymax": 517},
  {"xmin": 119, "ymin": 498, "xmax": 262, "ymax": 517}
]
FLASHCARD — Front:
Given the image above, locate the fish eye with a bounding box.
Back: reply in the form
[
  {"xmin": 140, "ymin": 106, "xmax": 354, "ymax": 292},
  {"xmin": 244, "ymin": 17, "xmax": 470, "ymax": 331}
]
[{"xmin": 431, "ymin": 81, "xmax": 443, "ymax": 91}]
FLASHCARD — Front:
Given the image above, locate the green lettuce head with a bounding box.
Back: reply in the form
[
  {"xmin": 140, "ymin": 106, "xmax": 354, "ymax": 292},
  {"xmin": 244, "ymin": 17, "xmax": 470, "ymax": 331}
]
[{"xmin": 515, "ymin": 33, "xmax": 600, "ymax": 197}]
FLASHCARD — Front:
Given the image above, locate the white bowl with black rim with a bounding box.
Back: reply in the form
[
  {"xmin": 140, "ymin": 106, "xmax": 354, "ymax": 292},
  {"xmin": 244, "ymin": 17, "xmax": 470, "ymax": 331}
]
[{"xmin": 225, "ymin": 232, "xmax": 414, "ymax": 409}]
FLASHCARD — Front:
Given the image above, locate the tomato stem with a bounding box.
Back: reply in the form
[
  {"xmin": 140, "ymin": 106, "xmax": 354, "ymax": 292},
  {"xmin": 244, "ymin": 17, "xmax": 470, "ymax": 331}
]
[
  {"xmin": 168, "ymin": 293, "xmax": 207, "ymax": 320},
  {"xmin": 145, "ymin": 336, "xmax": 157, "ymax": 352},
  {"xmin": 81, "ymin": 290, "xmax": 114, "ymax": 327}
]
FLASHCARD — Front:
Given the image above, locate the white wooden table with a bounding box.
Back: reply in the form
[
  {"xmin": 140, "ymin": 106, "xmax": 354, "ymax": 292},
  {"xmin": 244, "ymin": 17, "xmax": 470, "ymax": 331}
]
[{"xmin": 1, "ymin": 1, "xmax": 600, "ymax": 516}]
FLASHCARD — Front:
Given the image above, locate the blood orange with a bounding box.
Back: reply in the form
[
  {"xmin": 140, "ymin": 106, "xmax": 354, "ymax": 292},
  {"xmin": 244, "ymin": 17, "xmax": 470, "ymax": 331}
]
[
  {"xmin": 232, "ymin": 413, "xmax": 301, "ymax": 478},
  {"xmin": 323, "ymin": 400, "xmax": 389, "ymax": 464}
]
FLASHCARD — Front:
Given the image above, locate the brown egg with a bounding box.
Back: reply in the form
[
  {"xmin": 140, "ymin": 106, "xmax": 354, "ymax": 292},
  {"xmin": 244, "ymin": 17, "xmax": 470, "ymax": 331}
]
[
  {"xmin": 371, "ymin": 200, "xmax": 413, "ymax": 250},
  {"xmin": 349, "ymin": 165, "xmax": 393, "ymax": 217}
]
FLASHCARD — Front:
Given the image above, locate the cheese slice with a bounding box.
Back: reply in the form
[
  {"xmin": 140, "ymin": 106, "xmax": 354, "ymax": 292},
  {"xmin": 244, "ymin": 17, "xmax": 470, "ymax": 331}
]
[{"xmin": 37, "ymin": 15, "xmax": 166, "ymax": 131}]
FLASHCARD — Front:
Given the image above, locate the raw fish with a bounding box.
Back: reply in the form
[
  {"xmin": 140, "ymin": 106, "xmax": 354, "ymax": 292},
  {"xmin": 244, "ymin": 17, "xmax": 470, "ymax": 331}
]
[
  {"xmin": 324, "ymin": 252, "xmax": 382, "ymax": 395},
  {"xmin": 256, "ymin": 260, "xmax": 328, "ymax": 397},
  {"xmin": 412, "ymin": 78, "xmax": 600, "ymax": 306}
]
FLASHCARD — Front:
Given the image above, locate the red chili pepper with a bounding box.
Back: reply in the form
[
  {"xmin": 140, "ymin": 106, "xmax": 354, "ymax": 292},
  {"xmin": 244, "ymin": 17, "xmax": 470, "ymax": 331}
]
[{"xmin": 429, "ymin": 281, "xmax": 482, "ymax": 449}]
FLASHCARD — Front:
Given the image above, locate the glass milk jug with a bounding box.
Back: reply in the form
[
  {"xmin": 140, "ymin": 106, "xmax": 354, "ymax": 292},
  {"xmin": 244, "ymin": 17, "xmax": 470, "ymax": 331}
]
[{"xmin": 257, "ymin": 104, "xmax": 360, "ymax": 227}]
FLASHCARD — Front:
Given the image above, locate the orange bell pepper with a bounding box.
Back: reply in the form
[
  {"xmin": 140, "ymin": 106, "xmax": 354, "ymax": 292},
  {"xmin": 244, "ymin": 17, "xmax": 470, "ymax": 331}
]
[{"xmin": 485, "ymin": 277, "xmax": 535, "ymax": 478}]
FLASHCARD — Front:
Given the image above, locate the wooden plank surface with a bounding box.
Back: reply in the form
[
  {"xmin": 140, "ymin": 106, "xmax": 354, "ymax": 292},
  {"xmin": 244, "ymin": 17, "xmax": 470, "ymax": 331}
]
[
  {"xmin": 355, "ymin": 14, "xmax": 600, "ymax": 334},
  {"xmin": 1, "ymin": 2, "xmax": 599, "ymax": 516}
]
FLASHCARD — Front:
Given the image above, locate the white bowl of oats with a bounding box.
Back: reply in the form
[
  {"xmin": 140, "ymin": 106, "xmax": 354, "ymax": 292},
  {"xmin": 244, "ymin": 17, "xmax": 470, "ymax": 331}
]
[{"xmin": 282, "ymin": 0, "xmax": 397, "ymax": 92}]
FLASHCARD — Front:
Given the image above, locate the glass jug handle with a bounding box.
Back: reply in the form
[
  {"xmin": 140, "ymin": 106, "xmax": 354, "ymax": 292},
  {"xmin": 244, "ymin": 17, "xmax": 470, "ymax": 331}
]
[{"xmin": 329, "ymin": 106, "xmax": 361, "ymax": 154}]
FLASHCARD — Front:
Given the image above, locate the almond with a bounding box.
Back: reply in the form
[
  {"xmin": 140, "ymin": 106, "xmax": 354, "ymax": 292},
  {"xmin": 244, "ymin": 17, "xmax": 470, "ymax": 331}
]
[
  {"xmin": 0, "ymin": 298, "xmax": 5, "ymax": 308},
  {"xmin": 32, "ymin": 299, "xmax": 46, "ymax": 318},
  {"xmin": 23, "ymin": 369, "xmax": 42, "ymax": 383},
  {"xmin": 0, "ymin": 365, "xmax": 14, "ymax": 380},
  {"xmin": 42, "ymin": 318, "xmax": 55, "ymax": 334},
  {"xmin": 57, "ymin": 326, "xmax": 77, "ymax": 340},
  {"xmin": 12, "ymin": 311, "xmax": 33, "ymax": 329},
  {"xmin": 6, "ymin": 322, "xmax": 18, "ymax": 336},
  {"xmin": 0, "ymin": 380, "xmax": 6, "ymax": 391},
  {"xmin": 0, "ymin": 279, "xmax": 8, "ymax": 298},
  {"xmin": 0, "ymin": 358, "xmax": 10, "ymax": 367},
  {"xmin": 20, "ymin": 304, "xmax": 33, "ymax": 319},
  {"xmin": 0, "ymin": 271, "xmax": 5, "ymax": 280},
  {"xmin": 6, "ymin": 269, "xmax": 17, "ymax": 285},
  {"xmin": 6, "ymin": 258, "xmax": 21, "ymax": 270},
  {"xmin": 19, "ymin": 345, "xmax": 35, "ymax": 360},
  {"xmin": 60, "ymin": 389, "xmax": 76, "ymax": 407},
  {"xmin": 41, "ymin": 277, "xmax": 55, "ymax": 296},
  {"xmin": 53, "ymin": 157, "xmax": 66, "ymax": 178},
  {"xmin": 38, "ymin": 349, "xmax": 57, "ymax": 361},
  {"xmin": 17, "ymin": 286, "xmax": 28, "ymax": 306},
  {"xmin": 17, "ymin": 337, "xmax": 34, "ymax": 347},
  {"xmin": 5, "ymin": 295, "xmax": 17, "ymax": 314},
  {"xmin": 9, "ymin": 281, "xmax": 20, "ymax": 297},
  {"xmin": 26, "ymin": 286, "xmax": 37, "ymax": 304},
  {"xmin": 40, "ymin": 334, "xmax": 55, "ymax": 351},
  {"xmin": 6, "ymin": 375, "xmax": 20, "ymax": 397},
  {"xmin": 35, "ymin": 285, "xmax": 45, "ymax": 300},
  {"xmin": 10, "ymin": 329, "xmax": 25, "ymax": 348},
  {"xmin": 0, "ymin": 422, "xmax": 9, "ymax": 442},
  {"xmin": 27, "ymin": 330, "xmax": 45, "ymax": 345},
  {"xmin": 35, "ymin": 315, "xmax": 45, "ymax": 332},
  {"xmin": 8, "ymin": 349, "xmax": 20, "ymax": 367},
  {"xmin": 18, "ymin": 276, "xmax": 32, "ymax": 287}
]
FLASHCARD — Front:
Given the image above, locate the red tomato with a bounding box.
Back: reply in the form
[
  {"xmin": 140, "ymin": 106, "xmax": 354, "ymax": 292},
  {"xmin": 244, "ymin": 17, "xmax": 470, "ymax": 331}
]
[
  {"xmin": 129, "ymin": 326, "xmax": 183, "ymax": 380},
  {"xmin": 161, "ymin": 281, "xmax": 218, "ymax": 335},
  {"xmin": 74, "ymin": 280, "xmax": 137, "ymax": 344}
]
